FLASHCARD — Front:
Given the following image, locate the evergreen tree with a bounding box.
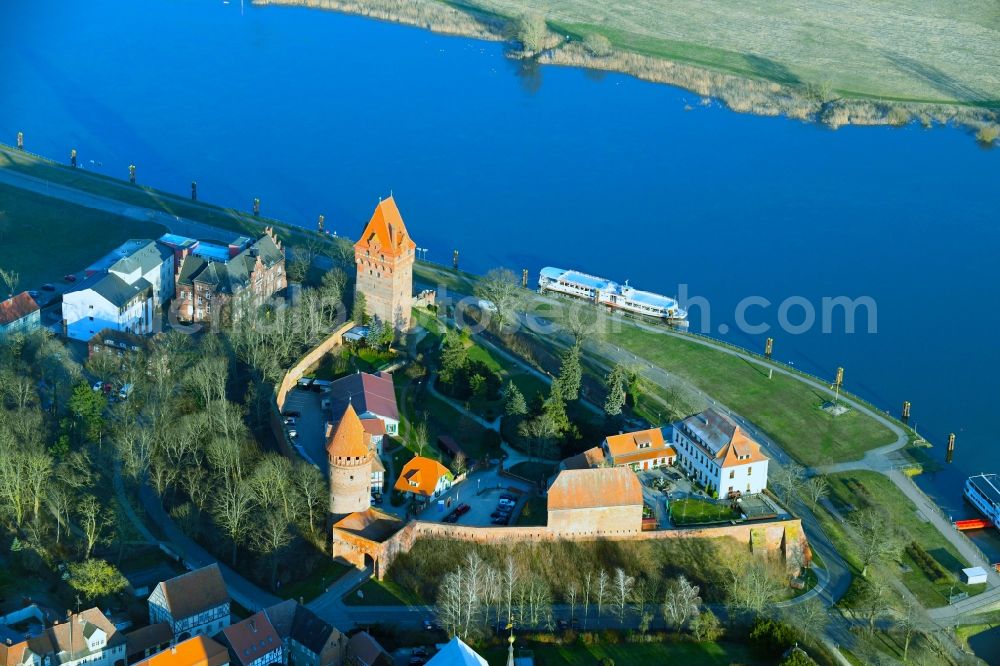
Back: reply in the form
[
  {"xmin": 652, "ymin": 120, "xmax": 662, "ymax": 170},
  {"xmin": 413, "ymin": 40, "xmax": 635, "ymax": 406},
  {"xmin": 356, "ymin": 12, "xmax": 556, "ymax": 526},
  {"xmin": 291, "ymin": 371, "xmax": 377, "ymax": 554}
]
[
  {"xmin": 365, "ymin": 318, "xmax": 384, "ymax": 348},
  {"xmin": 352, "ymin": 291, "xmax": 368, "ymax": 325},
  {"xmin": 604, "ymin": 364, "xmax": 628, "ymax": 417},
  {"xmin": 439, "ymin": 330, "xmax": 468, "ymax": 384},
  {"xmin": 558, "ymin": 342, "xmax": 582, "ymax": 401},
  {"xmin": 542, "ymin": 378, "xmax": 570, "ymax": 434},
  {"xmin": 504, "ymin": 381, "xmax": 528, "ymax": 417}
]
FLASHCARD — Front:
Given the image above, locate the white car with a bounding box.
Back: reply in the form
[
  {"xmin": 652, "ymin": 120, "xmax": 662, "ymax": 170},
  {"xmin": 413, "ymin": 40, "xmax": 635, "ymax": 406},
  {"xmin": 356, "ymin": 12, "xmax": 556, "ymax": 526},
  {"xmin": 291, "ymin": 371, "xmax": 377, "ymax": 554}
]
[
  {"xmin": 91, "ymin": 381, "xmax": 103, "ymax": 391},
  {"xmin": 498, "ymin": 498, "xmax": 516, "ymax": 508},
  {"xmin": 284, "ymin": 416, "xmax": 297, "ymax": 425},
  {"xmin": 288, "ymin": 429, "xmax": 298, "ymax": 439}
]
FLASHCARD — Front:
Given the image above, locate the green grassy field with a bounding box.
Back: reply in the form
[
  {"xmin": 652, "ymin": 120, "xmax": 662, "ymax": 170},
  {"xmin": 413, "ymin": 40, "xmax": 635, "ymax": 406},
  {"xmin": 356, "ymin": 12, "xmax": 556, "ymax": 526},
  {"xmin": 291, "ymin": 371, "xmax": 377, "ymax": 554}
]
[
  {"xmin": 610, "ymin": 325, "xmax": 898, "ymax": 466},
  {"xmin": 482, "ymin": 640, "xmax": 767, "ymax": 665},
  {"xmin": 0, "ymin": 182, "xmax": 166, "ymax": 290},
  {"xmin": 278, "ymin": 559, "xmax": 352, "ymax": 602},
  {"xmin": 343, "ymin": 577, "xmax": 425, "ymax": 606},
  {"xmin": 669, "ymin": 498, "xmax": 740, "ymax": 526},
  {"xmin": 825, "ymin": 471, "xmax": 985, "ymax": 607},
  {"xmin": 460, "ymin": 0, "xmax": 1000, "ymax": 105}
]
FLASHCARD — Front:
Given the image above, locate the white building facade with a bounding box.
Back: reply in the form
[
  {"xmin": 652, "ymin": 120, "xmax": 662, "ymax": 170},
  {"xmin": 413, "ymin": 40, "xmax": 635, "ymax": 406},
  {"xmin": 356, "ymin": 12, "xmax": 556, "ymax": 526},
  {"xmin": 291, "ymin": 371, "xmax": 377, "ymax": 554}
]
[
  {"xmin": 148, "ymin": 565, "xmax": 231, "ymax": 643},
  {"xmin": 672, "ymin": 408, "xmax": 769, "ymax": 496}
]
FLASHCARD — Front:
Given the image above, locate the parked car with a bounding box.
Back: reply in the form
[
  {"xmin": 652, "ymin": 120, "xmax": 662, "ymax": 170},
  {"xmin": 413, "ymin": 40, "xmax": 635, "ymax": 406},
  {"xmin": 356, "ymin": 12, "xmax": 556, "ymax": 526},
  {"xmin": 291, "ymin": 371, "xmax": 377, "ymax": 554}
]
[
  {"xmin": 422, "ymin": 619, "xmax": 440, "ymax": 631},
  {"xmin": 411, "ymin": 648, "xmax": 429, "ymax": 658},
  {"xmin": 63, "ymin": 274, "xmax": 77, "ymax": 283},
  {"xmin": 455, "ymin": 504, "xmax": 471, "ymax": 516},
  {"xmin": 498, "ymin": 498, "xmax": 516, "ymax": 508},
  {"xmin": 118, "ymin": 383, "xmax": 134, "ymax": 400},
  {"xmin": 500, "ymin": 494, "xmax": 516, "ymax": 502},
  {"xmin": 288, "ymin": 429, "xmax": 298, "ymax": 439},
  {"xmin": 283, "ymin": 416, "xmax": 297, "ymax": 425},
  {"xmin": 41, "ymin": 283, "xmax": 56, "ymax": 292},
  {"xmin": 91, "ymin": 381, "xmax": 104, "ymax": 392},
  {"xmin": 491, "ymin": 515, "xmax": 509, "ymax": 525},
  {"xmin": 297, "ymin": 378, "xmax": 313, "ymax": 388}
]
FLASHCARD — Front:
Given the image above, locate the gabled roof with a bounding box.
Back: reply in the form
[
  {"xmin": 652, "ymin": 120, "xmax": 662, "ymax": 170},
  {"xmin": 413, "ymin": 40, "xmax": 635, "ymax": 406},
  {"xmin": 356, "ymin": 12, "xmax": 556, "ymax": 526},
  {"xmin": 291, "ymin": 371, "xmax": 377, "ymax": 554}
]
[
  {"xmin": 220, "ymin": 612, "xmax": 281, "ymax": 666},
  {"xmin": 394, "ymin": 457, "xmax": 452, "ymax": 497},
  {"xmin": 360, "ymin": 418, "xmax": 386, "ymax": 437},
  {"xmin": 1, "ymin": 608, "xmax": 126, "ymax": 666},
  {"xmin": 125, "ymin": 623, "xmax": 173, "ymax": 657},
  {"xmin": 604, "ymin": 427, "xmax": 671, "ymax": 457},
  {"xmin": 326, "ymin": 372, "xmax": 399, "ymax": 423},
  {"xmin": 261, "ymin": 600, "xmax": 343, "ymax": 657},
  {"xmin": 109, "ymin": 240, "xmax": 172, "ymax": 277},
  {"xmin": 152, "ymin": 564, "xmax": 229, "ymax": 621},
  {"xmin": 547, "ymin": 468, "xmax": 643, "ymax": 511},
  {"xmin": 176, "ymin": 232, "xmax": 284, "ymax": 295},
  {"xmin": 426, "ymin": 637, "xmax": 487, "ymax": 665},
  {"xmin": 134, "ymin": 636, "xmax": 229, "ymax": 666},
  {"xmin": 332, "ymin": 508, "xmax": 404, "ymax": 543},
  {"xmin": 353, "ymin": 196, "xmax": 416, "ymax": 258},
  {"xmin": 73, "ymin": 272, "xmax": 151, "ymax": 307},
  {"xmin": 560, "ymin": 446, "xmax": 606, "ymax": 471},
  {"xmin": 326, "ymin": 403, "xmax": 371, "ymax": 459},
  {"xmin": 346, "ymin": 631, "xmax": 391, "ymax": 666},
  {"xmin": 0, "ymin": 292, "xmax": 39, "ymax": 325},
  {"xmin": 680, "ymin": 408, "xmax": 768, "ymax": 468}
]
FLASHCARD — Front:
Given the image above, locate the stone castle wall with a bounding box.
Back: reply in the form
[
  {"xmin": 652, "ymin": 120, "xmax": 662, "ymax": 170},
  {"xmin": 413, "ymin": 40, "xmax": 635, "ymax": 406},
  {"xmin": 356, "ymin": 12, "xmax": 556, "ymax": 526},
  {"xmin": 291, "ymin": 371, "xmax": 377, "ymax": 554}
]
[
  {"xmin": 335, "ymin": 516, "xmax": 806, "ymax": 580},
  {"xmin": 355, "ymin": 251, "xmax": 414, "ymax": 330}
]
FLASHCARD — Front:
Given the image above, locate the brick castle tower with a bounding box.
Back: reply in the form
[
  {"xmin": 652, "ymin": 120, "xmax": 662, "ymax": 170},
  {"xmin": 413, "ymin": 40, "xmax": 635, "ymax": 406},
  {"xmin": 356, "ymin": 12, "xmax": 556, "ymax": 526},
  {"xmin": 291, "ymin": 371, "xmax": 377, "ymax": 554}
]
[
  {"xmin": 327, "ymin": 403, "xmax": 372, "ymax": 516},
  {"xmin": 354, "ymin": 196, "xmax": 416, "ymax": 331}
]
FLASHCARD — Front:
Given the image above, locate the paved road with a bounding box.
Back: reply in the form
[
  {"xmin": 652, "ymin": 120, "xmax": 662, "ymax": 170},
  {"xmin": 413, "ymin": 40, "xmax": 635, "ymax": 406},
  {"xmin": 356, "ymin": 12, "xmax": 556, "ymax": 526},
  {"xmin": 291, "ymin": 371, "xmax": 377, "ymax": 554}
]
[{"xmin": 138, "ymin": 483, "xmax": 282, "ymax": 613}]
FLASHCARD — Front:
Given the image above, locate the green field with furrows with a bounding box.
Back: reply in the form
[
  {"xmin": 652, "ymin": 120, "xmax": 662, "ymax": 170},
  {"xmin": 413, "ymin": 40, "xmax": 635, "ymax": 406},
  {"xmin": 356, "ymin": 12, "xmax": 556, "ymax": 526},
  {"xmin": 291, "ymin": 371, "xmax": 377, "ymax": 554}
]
[{"xmin": 460, "ymin": 0, "xmax": 1000, "ymax": 104}]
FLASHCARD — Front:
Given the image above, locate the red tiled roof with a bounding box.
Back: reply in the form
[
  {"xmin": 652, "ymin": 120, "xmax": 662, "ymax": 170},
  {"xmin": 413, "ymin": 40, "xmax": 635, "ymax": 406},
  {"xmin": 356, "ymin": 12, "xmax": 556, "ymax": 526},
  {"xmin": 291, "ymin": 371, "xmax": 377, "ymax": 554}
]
[
  {"xmin": 394, "ymin": 456, "xmax": 452, "ymax": 497},
  {"xmin": 547, "ymin": 468, "xmax": 643, "ymax": 511},
  {"xmin": 134, "ymin": 636, "xmax": 228, "ymax": 666},
  {"xmin": 221, "ymin": 612, "xmax": 281, "ymax": 666},
  {"xmin": 0, "ymin": 292, "xmax": 38, "ymax": 326},
  {"xmin": 156, "ymin": 564, "xmax": 229, "ymax": 621},
  {"xmin": 326, "ymin": 372, "xmax": 399, "ymax": 423},
  {"xmin": 326, "ymin": 403, "xmax": 371, "ymax": 459},
  {"xmin": 353, "ymin": 197, "xmax": 416, "ymax": 258}
]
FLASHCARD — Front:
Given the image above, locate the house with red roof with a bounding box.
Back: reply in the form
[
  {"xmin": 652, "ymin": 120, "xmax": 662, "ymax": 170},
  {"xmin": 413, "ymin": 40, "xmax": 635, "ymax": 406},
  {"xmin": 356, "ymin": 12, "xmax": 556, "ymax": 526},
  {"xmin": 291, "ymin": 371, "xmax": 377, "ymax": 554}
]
[
  {"xmin": 323, "ymin": 371, "xmax": 400, "ymax": 450},
  {"xmin": 0, "ymin": 291, "xmax": 40, "ymax": 336},
  {"xmin": 673, "ymin": 408, "xmax": 770, "ymax": 496}
]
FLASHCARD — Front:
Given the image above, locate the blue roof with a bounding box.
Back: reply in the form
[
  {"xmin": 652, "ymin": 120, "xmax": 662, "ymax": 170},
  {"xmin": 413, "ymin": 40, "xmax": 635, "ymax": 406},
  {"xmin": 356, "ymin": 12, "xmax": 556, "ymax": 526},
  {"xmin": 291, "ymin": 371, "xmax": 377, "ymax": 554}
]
[
  {"xmin": 625, "ymin": 287, "xmax": 679, "ymax": 309},
  {"xmin": 193, "ymin": 242, "xmax": 232, "ymax": 262}
]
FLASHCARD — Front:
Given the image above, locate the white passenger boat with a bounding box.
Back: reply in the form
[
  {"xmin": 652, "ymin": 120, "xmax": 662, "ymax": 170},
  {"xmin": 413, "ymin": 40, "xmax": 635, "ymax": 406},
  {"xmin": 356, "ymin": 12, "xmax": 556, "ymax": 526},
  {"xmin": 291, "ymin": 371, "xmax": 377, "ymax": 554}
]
[
  {"xmin": 964, "ymin": 474, "xmax": 1000, "ymax": 525},
  {"xmin": 538, "ymin": 266, "xmax": 688, "ymax": 326}
]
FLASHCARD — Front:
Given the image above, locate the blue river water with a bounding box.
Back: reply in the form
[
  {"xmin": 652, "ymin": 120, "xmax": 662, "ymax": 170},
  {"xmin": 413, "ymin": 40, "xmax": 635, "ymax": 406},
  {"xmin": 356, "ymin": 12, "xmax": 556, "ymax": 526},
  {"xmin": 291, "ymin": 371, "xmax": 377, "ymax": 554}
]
[{"xmin": 2, "ymin": 0, "xmax": 999, "ymax": 554}]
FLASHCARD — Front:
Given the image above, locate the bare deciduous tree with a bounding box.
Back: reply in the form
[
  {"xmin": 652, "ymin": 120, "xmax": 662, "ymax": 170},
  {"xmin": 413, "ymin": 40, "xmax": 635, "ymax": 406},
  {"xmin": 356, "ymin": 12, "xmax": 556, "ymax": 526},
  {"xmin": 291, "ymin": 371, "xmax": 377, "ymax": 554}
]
[
  {"xmin": 474, "ymin": 268, "xmax": 524, "ymax": 332},
  {"xmin": 613, "ymin": 568, "xmax": 634, "ymax": 623},
  {"xmin": 662, "ymin": 575, "xmax": 702, "ymax": 633}
]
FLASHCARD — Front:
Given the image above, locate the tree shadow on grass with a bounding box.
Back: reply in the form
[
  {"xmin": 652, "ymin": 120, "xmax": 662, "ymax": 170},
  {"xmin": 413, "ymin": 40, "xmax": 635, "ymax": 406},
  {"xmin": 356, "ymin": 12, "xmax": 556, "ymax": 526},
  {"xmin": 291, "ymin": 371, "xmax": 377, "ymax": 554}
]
[
  {"xmin": 880, "ymin": 50, "xmax": 995, "ymax": 103},
  {"xmin": 742, "ymin": 54, "xmax": 801, "ymax": 87}
]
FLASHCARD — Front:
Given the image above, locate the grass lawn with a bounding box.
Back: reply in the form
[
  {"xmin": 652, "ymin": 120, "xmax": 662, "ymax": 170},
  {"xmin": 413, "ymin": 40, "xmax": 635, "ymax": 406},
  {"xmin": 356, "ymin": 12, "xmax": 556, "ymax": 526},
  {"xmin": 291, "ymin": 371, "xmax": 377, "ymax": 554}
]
[
  {"xmin": 0, "ymin": 146, "xmax": 266, "ymax": 238},
  {"xmin": 343, "ymin": 577, "xmax": 425, "ymax": 606},
  {"xmin": 459, "ymin": 0, "xmax": 999, "ymax": 105},
  {"xmin": 482, "ymin": 640, "xmax": 767, "ymax": 666},
  {"xmin": 0, "ymin": 182, "xmax": 166, "ymax": 290},
  {"xmin": 825, "ymin": 471, "xmax": 985, "ymax": 607},
  {"xmin": 279, "ymin": 559, "xmax": 352, "ymax": 603},
  {"xmin": 610, "ymin": 325, "xmax": 897, "ymax": 467},
  {"xmin": 669, "ymin": 498, "xmax": 740, "ymax": 526},
  {"xmin": 514, "ymin": 495, "xmax": 548, "ymax": 526}
]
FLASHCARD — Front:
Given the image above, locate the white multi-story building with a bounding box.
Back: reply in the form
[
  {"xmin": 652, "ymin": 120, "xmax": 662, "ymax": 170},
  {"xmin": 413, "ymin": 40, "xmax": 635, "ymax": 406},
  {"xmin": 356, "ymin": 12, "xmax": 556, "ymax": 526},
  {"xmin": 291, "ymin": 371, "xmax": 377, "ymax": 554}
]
[
  {"xmin": 672, "ymin": 408, "xmax": 769, "ymax": 496},
  {"xmin": 148, "ymin": 565, "xmax": 231, "ymax": 643},
  {"xmin": 0, "ymin": 608, "xmax": 127, "ymax": 666},
  {"xmin": 63, "ymin": 239, "xmax": 174, "ymax": 341}
]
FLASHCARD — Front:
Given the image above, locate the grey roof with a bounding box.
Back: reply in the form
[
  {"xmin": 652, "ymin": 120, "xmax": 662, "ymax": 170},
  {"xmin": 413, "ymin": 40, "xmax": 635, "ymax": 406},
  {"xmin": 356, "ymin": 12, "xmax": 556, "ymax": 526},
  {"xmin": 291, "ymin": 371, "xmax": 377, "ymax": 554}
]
[
  {"xmin": 74, "ymin": 272, "xmax": 152, "ymax": 307},
  {"xmin": 177, "ymin": 233, "xmax": 283, "ymax": 295},
  {"xmin": 109, "ymin": 240, "xmax": 172, "ymax": 276},
  {"xmin": 680, "ymin": 408, "xmax": 738, "ymax": 455}
]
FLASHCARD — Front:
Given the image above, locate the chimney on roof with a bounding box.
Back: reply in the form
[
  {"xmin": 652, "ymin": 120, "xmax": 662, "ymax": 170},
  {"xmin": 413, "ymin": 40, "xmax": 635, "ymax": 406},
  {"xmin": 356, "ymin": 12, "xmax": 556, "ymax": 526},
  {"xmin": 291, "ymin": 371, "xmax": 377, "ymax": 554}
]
[{"xmin": 171, "ymin": 647, "xmax": 177, "ymax": 655}]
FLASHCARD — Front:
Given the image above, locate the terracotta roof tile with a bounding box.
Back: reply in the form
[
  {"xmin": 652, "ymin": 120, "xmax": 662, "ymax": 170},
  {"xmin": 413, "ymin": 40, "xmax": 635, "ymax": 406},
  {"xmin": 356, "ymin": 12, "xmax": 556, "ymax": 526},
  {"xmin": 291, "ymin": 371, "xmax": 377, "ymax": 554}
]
[
  {"xmin": 221, "ymin": 612, "xmax": 281, "ymax": 666},
  {"xmin": 393, "ymin": 457, "xmax": 452, "ymax": 497},
  {"xmin": 155, "ymin": 564, "xmax": 229, "ymax": 621},
  {"xmin": 0, "ymin": 292, "xmax": 39, "ymax": 326},
  {"xmin": 547, "ymin": 468, "xmax": 643, "ymax": 511},
  {"xmin": 135, "ymin": 636, "xmax": 229, "ymax": 666},
  {"xmin": 353, "ymin": 197, "xmax": 416, "ymax": 258},
  {"xmin": 326, "ymin": 403, "xmax": 371, "ymax": 459}
]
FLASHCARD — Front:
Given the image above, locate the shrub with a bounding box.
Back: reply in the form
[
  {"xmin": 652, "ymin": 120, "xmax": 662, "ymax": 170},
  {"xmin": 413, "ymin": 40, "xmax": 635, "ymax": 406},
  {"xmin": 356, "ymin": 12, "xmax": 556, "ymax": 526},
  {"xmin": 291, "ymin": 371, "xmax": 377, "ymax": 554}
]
[
  {"xmin": 509, "ymin": 12, "xmax": 548, "ymax": 53},
  {"xmin": 977, "ymin": 125, "xmax": 999, "ymax": 145},
  {"xmin": 749, "ymin": 618, "xmax": 802, "ymax": 659},
  {"xmin": 905, "ymin": 541, "xmax": 947, "ymax": 582},
  {"xmin": 582, "ymin": 33, "xmax": 612, "ymax": 57},
  {"xmin": 887, "ymin": 107, "xmax": 911, "ymax": 126}
]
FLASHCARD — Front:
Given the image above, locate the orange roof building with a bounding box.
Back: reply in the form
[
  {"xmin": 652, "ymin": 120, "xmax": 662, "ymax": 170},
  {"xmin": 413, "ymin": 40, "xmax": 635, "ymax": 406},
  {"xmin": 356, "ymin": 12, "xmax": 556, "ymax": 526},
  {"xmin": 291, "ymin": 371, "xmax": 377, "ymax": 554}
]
[
  {"xmin": 601, "ymin": 427, "xmax": 676, "ymax": 470},
  {"xmin": 134, "ymin": 636, "xmax": 229, "ymax": 666},
  {"xmin": 393, "ymin": 456, "xmax": 454, "ymax": 501},
  {"xmin": 353, "ymin": 196, "xmax": 416, "ymax": 331},
  {"xmin": 327, "ymin": 403, "xmax": 374, "ymax": 516},
  {"xmin": 0, "ymin": 291, "xmax": 40, "ymax": 335},
  {"xmin": 673, "ymin": 408, "xmax": 770, "ymax": 496},
  {"xmin": 546, "ymin": 468, "xmax": 643, "ymax": 536}
]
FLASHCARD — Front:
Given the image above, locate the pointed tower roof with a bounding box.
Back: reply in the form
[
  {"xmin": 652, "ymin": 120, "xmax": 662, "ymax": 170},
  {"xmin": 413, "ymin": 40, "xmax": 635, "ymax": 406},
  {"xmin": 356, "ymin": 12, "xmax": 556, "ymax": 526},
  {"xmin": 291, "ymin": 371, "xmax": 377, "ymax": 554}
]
[
  {"xmin": 354, "ymin": 196, "xmax": 416, "ymax": 257},
  {"xmin": 326, "ymin": 404, "xmax": 370, "ymax": 459}
]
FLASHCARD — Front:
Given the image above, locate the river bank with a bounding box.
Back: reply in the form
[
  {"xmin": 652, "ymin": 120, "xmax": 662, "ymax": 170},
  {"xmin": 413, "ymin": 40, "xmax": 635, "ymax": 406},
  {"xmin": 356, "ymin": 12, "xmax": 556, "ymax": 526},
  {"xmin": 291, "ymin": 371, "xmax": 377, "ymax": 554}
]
[{"xmin": 253, "ymin": 0, "xmax": 1000, "ymax": 138}]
